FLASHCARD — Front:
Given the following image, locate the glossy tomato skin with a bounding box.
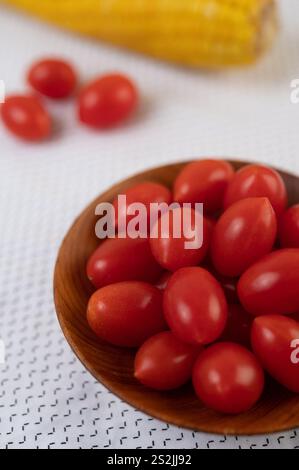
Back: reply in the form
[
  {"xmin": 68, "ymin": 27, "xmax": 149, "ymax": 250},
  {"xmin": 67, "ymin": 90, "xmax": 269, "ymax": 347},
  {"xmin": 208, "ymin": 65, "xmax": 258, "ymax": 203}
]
[
  {"xmin": 28, "ymin": 58, "xmax": 77, "ymax": 99},
  {"xmin": 193, "ymin": 342, "xmax": 265, "ymax": 414},
  {"xmin": 113, "ymin": 181, "xmax": 172, "ymax": 232},
  {"xmin": 221, "ymin": 304, "xmax": 252, "ymax": 347},
  {"xmin": 164, "ymin": 267, "xmax": 228, "ymax": 345},
  {"xmin": 211, "ymin": 197, "xmax": 277, "ymax": 277},
  {"xmin": 174, "ymin": 160, "xmax": 234, "ymax": 214},
  {"xmin": 279, "ymin": 204, "xmax": 299, "ymax": 248},
  {"xmin": 134, "ymin": 331, "xmax": 201, "ymax": 390},
  {"xmin": 150, "ymin": 207, "xmax": 211, "ymax": 272},
  {"xmin": 87, "ymin": 281, "xmax": 166, "ymax": 348},
  {"xmin": 1, "ymin": 95, "xmax": 51, "ymax": 141},
  {"xmin": 238, "ymin": 249, "xmax": 299, "ymax": 316},
  {"xmin": 251, "ymin": 315, "xmax": 299, "ymax": 393},
  {"xmin": 87, "ymin": 237, "xmax": 163, "ymax": 289},
  {"xmin": 224, "ymin": 164, "xmax": 287, "ymax": 216},
  {"xmin": 78, "ymin": 74, "xmax": 138, "ymax": 128}
]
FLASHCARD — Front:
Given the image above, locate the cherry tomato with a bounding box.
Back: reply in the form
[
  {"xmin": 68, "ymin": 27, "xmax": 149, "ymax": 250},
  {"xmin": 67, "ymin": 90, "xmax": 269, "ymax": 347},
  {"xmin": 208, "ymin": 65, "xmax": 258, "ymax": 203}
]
[
  {"xmin": 238, "ymin": 249, "xmax": 299, "ymax": 316},
  {"xmin": 134, "ymin": 331, "xmax": 201, "ymax": 390},
  {"xmin": 221, "ymin": 304, "xmax": 252, "ymax": 347},
  {"xmin": 192, "ymin": 342, "xmax": 265, "ymax": 414},
  {"xmin": 1, "ymin": 95, "xmax": 51, "ymax": 141},
  {"xmin": 150, "ymin": 207, "xmax": 211, "ymax": 272},
  {"xmin": 78, "ymin": 74, "xmax": 138, "ymax": 129},
  {"xmin": 211, "ymin": 197, "xmax": 277, "ymax": 277},
  {"xmin": 87, "ymin": 237, "xmax": 163, "ymax": 289},
  {"xmin": 155, "ymin": 271, "xmax": 172, "ymax": 291},
  {"xmin": 251, "ymin": 315, "xmax": 299, "ymax": 393},
  {"xmin": 174, "ymin": 160, "xmax": 234, "ymax": 214},
  {"xmin": 113, "ymin": 181, "xmax": 172, "ymax": 232},
  {"xmin": 87, "ymin": 281, "xmax": 166, "ymax": 347},
  {"xmin": 279, "ymin": 204, "xmax": 299, "ymax": 248},
  {"xmin": 28, "ymin": 58, "xmax": 77, "ymax": 99},
  {"xmin": 164, "ymin": 267, "xmax": 228, "ymax": 345},
  {"xmin": 224, "ymin": 164, "xmax": 287, "ymax": 216}
]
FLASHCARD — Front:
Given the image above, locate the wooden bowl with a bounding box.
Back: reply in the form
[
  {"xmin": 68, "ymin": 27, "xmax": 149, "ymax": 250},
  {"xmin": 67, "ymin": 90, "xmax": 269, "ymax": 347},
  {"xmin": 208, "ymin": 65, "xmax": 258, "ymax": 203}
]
[{"xmin": 54, "ymin": 160, "xmax": 299, "ymax": 435}]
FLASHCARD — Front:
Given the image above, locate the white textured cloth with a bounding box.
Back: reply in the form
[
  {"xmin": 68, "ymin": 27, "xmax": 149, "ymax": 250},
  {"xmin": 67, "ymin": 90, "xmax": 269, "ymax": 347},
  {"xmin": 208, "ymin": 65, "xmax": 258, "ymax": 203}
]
[{"xmin": 0, "ymin": 2, "xmax": 299, "ymax": 449}]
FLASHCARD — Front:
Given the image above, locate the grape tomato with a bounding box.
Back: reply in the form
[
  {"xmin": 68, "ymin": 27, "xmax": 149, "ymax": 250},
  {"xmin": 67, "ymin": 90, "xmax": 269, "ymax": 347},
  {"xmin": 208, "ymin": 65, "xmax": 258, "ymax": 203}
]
[
  {"xmin": 134, "ymin": 331, "xmax": 201, "ymax": 390},
  {"xmin": 164, "ymin": 267, "xmax": 228, "ymax": 345},
  {"xmin": 1, "ymin": 95, "xmax": 51, "ymax": 141},
  {"xmin": 192, "ymin": 342, "xmax": 265, "ymax": 414},
  {"xmin": 78, "ymin": 74, "xmax": 138, "ymax": 129},
  {"xmin": 87, "ymin": 281, "xmax": 166, "ymax": 348},
  {"xmin": 211, "ymin": 197, "xmax": 277, "ymax": 277},
  {"xmin": 224, "ymin": 164, "xmax": 287, "ymax": 216},
  {"xmin": 28, "ymin": 58, "xmax": 77, "ymax": 99}
]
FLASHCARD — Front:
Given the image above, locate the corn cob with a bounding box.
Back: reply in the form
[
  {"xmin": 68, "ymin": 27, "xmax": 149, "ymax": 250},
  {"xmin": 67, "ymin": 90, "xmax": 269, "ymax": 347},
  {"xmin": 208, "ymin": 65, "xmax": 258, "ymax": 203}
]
[{"xmin": 1, "ymin": 0, "xmax": 278, "ymax": 68}]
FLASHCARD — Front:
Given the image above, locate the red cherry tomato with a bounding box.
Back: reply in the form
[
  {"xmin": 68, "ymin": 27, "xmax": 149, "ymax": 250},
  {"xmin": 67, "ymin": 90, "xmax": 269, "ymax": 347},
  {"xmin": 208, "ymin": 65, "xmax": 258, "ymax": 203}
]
[
  {"xmin": 174, "ymin": 160, "xmax": 234, "ymax": 214},
  {"xmin": 211, "ymin": 197, "xmax": 277, "ymax": 277},
  {"xmin": 221, "ymin": 304, "xmax": 252, "ymax": 347},
  {"xmin": 87, "ymin": 281, "xmax": 166, "ymax": 347},
  {"xmin": 134, "ymin": 331, "xmax": 201, "ymax": 390},
  {"xmin": 87, "ymin": 237, "xmax": 163, "ymax": 289},
  {"xmin": 238, "ymin": 249, "xmax": 299, "ymax": 316},
  {"xmin": 78, "ymin": 74, "xmax": 138, "ymax": 129},
  {"xmin": 164, "ymin": 267, "xmax": 228, "ymax": 345},
  {"xmin": 251, "ymin": 315, "xmax": 299, "ymax": 393},
  {"xmin": 150, "ymin": 207, "xmax": 211, "ymax": 272},
  {"xmin": 224, "ymin": 164, "xmax": 287, "ymax": 216},
  {"xmin": 113, "ymin": 181, "xmax": 172, "ymax": 232},
  {"xmin": 192, "ymin": 342, "xmax": 265, "ymax": 414},
  {"xmin": 28, "ymin": 58, "xmax": 77, "ymax": 99},
  {"xmin": 1, "ymin": 95, "xmax": 51, "ymax": 141},
  {"xmin": 279, "ymin": 204, "xmax": 299, "ymax": 248},
  {"xmin": 155, "ymin": 271, "xmax": 172, "ymax": 291}
]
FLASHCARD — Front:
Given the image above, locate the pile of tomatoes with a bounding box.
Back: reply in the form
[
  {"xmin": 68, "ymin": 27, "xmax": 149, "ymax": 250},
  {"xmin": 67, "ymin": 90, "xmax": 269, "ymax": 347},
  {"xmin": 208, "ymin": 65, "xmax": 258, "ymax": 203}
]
[
  {"xmin": 86, "ymin": 160, "xmax": 299, "ymax": 415},
  {"xmin": 0, "ymin": 58, "xmax": 138, "ymax": 141}
]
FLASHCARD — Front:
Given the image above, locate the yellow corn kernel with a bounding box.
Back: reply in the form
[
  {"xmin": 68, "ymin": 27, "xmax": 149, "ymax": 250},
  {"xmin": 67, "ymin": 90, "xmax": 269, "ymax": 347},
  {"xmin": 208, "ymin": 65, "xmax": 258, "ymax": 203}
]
[{"xmin": 1, "ymin": 0, "xmax": 278, "ymax": 68}]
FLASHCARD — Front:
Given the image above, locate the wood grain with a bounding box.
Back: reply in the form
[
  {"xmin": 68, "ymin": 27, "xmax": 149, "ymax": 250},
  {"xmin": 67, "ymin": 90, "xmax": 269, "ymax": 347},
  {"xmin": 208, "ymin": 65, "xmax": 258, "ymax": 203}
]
[{"xmin": 53, "ymin": 160, "xmax": 299, "ymax": 435}]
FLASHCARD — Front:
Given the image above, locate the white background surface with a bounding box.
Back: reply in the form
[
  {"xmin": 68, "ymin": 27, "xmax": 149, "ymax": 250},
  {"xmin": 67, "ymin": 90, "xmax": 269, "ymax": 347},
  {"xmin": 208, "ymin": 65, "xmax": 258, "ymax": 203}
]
[{"xmin": 0, "ymin": 1, "xmax": 299, "ymax": 449}]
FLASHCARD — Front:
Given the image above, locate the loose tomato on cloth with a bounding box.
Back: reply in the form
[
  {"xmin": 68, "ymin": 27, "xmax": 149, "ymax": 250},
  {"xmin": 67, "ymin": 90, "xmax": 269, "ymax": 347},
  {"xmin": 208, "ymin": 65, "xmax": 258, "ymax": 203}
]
[
  {"xmin": 238, "ymin": 249, "xmax": 299, "ymax": 316},
  {"xmin": 150, "ymin": 207, "xmax": 211, "ymax": 272},
  {"xmin": 224, "ymin": 164, "xmax": 287, "ymax": 216},
  {"xmin": 164, "ymin": 267, "xmax": 228, "ymax": 345},
  {"xmin": 87, "ymin": 237, "xmax": 163, "ymax": 289},
  {"xmin": 78, "ymin": 74, "xmax": 138, "ymax": 128},
  {"xmin": 173, "ymin": 159, "xmax": 234, "ymax": 214},
  {"xmin": 221, "ymin": 304, "xmax": 252, "ymax": 347},
  {"xmin": 211, "ymin": 197, "xmax": 277, "ymax": 277},
  {"xmin": 1, "ymin": 95, "xmax": 51, "ymax": 141},
  {"xmin": 134, "ymin": 331, "xmax": 201, "ymax": 391},
  {"xmin": 113, "ymin": 181, "xmax": 172, "ymax": 232},
  {"xmin": 251, "ymin": 315, "xmax": 299, "ymax": 393},
  {"xmin": 279, "ymin": 204, "xmax": 299, "ymax": 248},
  {"xmin": 28, "ymin": 58, "xmax": 77, "ymax": 99},
  {"xmin": 192, "ymin": 342, "xmax": 265, "ymax": 414},
  {"xmin": 87, "ymin": 281, "xmax": 166, "ymax": 348}
]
